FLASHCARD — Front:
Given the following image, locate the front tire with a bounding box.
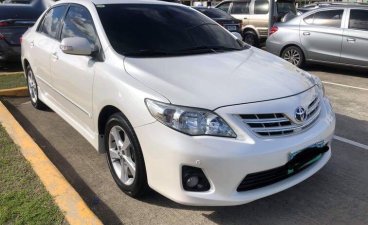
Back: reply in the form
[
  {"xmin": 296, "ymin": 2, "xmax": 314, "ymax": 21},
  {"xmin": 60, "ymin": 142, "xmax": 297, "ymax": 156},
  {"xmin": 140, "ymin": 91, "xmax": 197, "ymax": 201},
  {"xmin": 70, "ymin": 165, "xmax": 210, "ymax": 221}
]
[
  {"xmin": 105, "ymin": 112, "xmax": 148, "ymax": 197},
  {"xmin": 281, "ymin": 46, "xmax": 305, "ymax": 68},
  {"xmin": 26, "ymin": 65, "xmax": 46, "ymax": 110}
]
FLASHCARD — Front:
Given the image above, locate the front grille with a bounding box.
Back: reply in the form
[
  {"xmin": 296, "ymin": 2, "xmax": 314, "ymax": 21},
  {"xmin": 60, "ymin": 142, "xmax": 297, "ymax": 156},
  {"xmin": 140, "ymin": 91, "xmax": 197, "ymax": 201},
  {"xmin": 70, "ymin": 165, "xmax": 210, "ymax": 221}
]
[
  {"xmin": 237, "ymin": 145, "xmax": 329, "ymax": 192},
  {"xmin": 240, "ymin": 96, "xmax": 321, "ymax": 137}
]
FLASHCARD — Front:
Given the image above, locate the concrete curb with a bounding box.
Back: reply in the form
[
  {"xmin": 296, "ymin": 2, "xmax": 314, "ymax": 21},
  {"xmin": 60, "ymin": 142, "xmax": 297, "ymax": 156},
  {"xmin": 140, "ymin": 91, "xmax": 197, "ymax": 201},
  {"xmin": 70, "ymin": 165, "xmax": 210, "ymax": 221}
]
[
  {"xmin": 0, "ymin": 87, "xmax": 29, "ymax": 97},
  {"xmin": 0, "ymin": 102, "xmax": 103, "ymax": 225},
  {"xmin": 0, "ymin": 71, "xmax": 23, "ymax": 76}
]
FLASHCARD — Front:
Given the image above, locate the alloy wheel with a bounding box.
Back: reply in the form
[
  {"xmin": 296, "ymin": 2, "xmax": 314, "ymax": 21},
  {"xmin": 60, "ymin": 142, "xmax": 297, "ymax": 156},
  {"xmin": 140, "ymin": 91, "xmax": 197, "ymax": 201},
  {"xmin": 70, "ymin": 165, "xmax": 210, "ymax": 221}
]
[
  {"xmin": 283, "ymin": 49, "xmax": 301, "ymax": 66},
  {"xmin": 108, "ymin": 125, "xmax": 136, "ymax": 186},
  {"xmin": 27, "ymin": 70, "xmax": 38, "ymax": 103}
]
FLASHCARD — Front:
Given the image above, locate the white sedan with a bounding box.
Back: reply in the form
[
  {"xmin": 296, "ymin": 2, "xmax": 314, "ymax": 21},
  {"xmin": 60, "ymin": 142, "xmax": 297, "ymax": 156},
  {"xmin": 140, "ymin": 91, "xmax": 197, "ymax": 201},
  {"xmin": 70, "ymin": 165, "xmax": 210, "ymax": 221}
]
[{"xmin": 21, "ymin": 0, "xmax": 335, "ymax": 206}]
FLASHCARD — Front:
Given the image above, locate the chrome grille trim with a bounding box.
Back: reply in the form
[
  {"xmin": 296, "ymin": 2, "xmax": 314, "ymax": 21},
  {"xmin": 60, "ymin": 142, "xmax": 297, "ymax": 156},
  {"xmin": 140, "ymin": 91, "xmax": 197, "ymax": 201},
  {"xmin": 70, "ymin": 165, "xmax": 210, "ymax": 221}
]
[
  {"xmin": 243, "ymin": 118, "xmax": 290, "ymax": 124},
  {"xmin": 240, "ymin": 96, "xmax": 321, "ymax": 137}
]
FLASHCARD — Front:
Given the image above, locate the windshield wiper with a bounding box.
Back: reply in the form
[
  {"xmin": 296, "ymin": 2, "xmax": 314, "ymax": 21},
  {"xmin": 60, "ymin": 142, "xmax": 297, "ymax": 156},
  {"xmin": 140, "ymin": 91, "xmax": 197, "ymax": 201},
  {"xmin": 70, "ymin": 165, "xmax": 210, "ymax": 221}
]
[
  {"xmin": 124, "ymin": 49, "xmax": 174, "ymax": 57},
  {"xmin": 124, "ymin": 45, "xmax": 246, "ymax": 57},
  {"xmin": 210, "ymin": 46, "xmax": 243, "ymax": 51},
  {"xmin": 175, "ymin": 46, "xmax": 243, "ymax": 54}
]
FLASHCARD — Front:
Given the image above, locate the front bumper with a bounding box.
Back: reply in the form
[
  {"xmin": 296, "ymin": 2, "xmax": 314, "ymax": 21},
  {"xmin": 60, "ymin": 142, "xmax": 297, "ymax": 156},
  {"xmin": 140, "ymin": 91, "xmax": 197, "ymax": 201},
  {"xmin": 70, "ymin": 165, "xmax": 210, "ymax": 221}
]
[{"xmin": 135, "ymin": 96, "xmax": 335, "ymax": 206}]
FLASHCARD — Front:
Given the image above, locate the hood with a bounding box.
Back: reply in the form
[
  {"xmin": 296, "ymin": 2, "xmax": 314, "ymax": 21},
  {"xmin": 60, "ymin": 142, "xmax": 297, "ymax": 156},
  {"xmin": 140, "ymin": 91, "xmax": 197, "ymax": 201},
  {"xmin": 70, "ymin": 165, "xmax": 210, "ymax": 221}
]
[{"xmin": 124, "ymin": 47, "xmax": 315, "ymax": 110}]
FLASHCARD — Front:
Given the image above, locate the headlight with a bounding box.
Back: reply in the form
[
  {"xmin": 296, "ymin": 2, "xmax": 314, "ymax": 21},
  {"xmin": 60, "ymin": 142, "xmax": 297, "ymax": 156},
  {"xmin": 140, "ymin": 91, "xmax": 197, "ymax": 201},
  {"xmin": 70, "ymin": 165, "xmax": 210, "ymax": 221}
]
[
  {"xmin": 312, "ymin": 75, "xmax": 325, "ymax": 96},
  {"xmin": 300, "ymin": 70, "xmax": 325, "ymax": 96},
  {"xmin": 145, "ymin": 99, "xmax": 236, "ymax": 138}
]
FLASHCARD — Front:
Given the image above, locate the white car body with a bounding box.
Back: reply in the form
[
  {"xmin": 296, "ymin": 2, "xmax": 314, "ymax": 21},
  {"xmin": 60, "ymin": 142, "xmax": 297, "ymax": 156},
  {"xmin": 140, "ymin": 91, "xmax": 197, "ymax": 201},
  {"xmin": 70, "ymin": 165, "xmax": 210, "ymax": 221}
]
[{"xmin": 21, "ymin": 0, "xmax": 335, "ymax": 206}]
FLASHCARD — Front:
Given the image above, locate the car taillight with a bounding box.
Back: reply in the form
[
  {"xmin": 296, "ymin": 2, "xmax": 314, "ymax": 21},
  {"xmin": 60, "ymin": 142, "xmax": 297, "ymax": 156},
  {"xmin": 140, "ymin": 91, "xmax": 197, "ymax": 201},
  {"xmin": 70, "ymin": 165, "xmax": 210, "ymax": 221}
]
[
  {"xmin": 0, "ymin": 33, "xmax": 4, "ymax": 40},
  {"xmin": 269, "ymin": 26, "xmax": 278, "ymax": 36},
  {"xmin": 20, "ymin": 36, "xmax": 23, "ymax": 44},
  {"xmin": 0, "ymin": 21, "xmax": 9, "ymax": 27}
]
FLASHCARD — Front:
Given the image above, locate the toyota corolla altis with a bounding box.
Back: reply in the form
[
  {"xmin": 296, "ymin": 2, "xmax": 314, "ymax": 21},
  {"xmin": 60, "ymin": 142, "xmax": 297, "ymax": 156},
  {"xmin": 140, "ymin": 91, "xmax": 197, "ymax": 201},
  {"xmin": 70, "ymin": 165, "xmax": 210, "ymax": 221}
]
[{"xmin": 21, "ymin": 0, "xmax": 335, "ymax": 206}]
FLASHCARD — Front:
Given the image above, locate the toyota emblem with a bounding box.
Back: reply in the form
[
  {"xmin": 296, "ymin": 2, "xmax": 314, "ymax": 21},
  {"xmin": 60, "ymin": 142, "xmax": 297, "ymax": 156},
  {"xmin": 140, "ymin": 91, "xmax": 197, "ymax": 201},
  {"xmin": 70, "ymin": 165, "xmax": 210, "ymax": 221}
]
[{"xmin": 295, "ymin": 106, "xmax": 307, "ymax": 123}]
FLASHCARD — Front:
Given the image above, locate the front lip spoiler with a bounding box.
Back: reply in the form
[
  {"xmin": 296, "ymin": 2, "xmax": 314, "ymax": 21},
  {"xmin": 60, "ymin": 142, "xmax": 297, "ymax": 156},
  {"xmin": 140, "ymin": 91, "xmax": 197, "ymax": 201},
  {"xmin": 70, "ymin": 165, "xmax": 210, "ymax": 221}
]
[{"xmin": 213, "ymin": 85, "xmax": 316, "ymax": 111}]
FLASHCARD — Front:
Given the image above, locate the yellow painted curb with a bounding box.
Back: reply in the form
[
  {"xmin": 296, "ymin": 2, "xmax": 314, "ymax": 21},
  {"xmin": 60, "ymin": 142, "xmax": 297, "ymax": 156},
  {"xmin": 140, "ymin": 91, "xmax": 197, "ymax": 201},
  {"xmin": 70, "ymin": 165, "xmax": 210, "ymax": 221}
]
[
  {"xmin": 0, "ymin": 102, "xmax": 103, "ymax": 225},
  {"xmin": 0, "ymin": 71, "xmax": 23, "ymax": 76},
  {"xmin": 0, "ymin": 87, "xmax": 29, "ymax": 97}
]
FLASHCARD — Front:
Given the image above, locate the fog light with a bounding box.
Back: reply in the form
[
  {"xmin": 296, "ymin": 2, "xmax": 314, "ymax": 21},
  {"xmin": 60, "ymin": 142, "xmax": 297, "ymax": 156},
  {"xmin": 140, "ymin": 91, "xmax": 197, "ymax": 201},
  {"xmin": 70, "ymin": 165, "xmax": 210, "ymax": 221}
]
[
  {"xmin": 186, "ymin": 176, "xmax": 199, "ymax": 188},
  {"xmin": 182, "ymin": 166, "xmax": 210, "ymax": 192}
]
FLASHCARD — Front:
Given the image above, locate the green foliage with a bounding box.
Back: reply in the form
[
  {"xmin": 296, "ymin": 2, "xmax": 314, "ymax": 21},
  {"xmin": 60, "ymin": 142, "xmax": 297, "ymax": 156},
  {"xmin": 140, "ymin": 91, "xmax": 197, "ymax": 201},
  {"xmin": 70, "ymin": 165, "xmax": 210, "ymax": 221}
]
[
  {"xmin": 0, "ymin": 125, "xmax": 65, "ymax": 225},
  {"xmin": 0, "ymin": 73, "xmax": 27, "ymax": 90}
]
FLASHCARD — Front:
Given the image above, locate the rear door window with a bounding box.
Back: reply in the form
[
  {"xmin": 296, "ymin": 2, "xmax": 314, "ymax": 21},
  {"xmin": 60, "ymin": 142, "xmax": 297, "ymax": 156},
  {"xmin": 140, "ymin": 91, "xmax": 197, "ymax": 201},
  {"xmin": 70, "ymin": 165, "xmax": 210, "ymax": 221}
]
[
  {"xmin": 304, "ymin": 10, "xmax": 343, "ymax": 28},
  {"xmin": 304, "ymin": 14, "xmax": 314, "ymax": 24},
  {"xmin": 39, "ymin": 5, "xmax": 68, "ymax": 39},
  {"xmin": 217, "ymin": 2, "xmax": 231, "ymax": 13},
  {"xmin": 254, "ymin": 0, "xmax": 269, "ymax": 14},
  {"xmin": 231, "ymin": 2, "xmax": 250, "ymax": 14},
  {"xmin": 348, "ymin": 9, "xmax": 368, "ymax": 31}
]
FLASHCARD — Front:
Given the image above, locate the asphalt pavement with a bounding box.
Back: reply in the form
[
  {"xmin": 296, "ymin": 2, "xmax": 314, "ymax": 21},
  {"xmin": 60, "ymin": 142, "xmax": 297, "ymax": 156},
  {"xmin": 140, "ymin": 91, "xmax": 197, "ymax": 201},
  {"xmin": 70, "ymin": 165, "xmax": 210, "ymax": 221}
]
[{"xmin": 1, "ymin": 64, "xmax": 368, "ymax": 225}]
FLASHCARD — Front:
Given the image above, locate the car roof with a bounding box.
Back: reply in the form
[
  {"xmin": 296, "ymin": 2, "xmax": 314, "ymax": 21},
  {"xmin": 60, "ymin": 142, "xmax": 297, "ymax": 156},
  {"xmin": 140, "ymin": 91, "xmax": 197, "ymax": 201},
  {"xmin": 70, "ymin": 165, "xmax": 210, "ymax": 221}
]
[
  {"xmin": 319, "ymin": 4, "xmax": 368, "ymax": 9},
  {"xmin": 193, "ymin": 6, "xmax": 216, "ymax": 10},
  {"xmin": 55, "ymin": 0, "xmax": 178, "ymax": 6},
  {"xmin": 92, "ymin": 0, "xmax": 174, "ymax": 5}
]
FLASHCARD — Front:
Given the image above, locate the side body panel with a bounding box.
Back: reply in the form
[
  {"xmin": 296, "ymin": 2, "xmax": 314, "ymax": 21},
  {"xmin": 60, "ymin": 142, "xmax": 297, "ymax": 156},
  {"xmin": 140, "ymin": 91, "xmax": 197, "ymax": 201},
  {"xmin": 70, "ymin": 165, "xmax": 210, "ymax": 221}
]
[
  {"xmin": 340, "ymin": 8, "xmax": 368, "ymax": 67},
  {"xmin": 249, "ymin": 0, "xmax": 269, "ymax": 38},
  {"xmin": 299, "ymin": 9, "xmax": 346, "ymax": 63}
]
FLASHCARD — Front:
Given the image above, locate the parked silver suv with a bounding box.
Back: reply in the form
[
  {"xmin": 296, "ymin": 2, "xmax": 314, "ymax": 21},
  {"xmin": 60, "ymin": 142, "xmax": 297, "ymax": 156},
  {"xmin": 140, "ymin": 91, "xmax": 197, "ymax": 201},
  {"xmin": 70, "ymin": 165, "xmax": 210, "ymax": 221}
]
[{"xmin": 266, "ymin": 6, "xmax": 368, "ymax": 68}]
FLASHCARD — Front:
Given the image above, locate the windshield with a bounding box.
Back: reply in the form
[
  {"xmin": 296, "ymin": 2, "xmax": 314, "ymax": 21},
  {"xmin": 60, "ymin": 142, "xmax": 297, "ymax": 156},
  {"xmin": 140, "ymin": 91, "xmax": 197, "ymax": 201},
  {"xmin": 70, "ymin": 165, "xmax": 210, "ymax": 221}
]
[
  {"xmin": 96, "ymin": 4, "xmax": 246, "ymax": 57},
  {"xmin": 195, "ymin": 7, "xmax": 233, "ymax": 19}
]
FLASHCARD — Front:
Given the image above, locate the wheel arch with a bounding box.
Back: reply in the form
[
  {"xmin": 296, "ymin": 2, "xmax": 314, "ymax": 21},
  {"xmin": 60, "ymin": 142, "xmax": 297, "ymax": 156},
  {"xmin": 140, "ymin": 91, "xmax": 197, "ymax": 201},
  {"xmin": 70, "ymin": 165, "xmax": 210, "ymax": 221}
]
[
  {"xmin": 97, "ymin": 104, "xmax": 149, "ymax": 193},
  {"xmin": 23, "ymin": 58, "xmax": 30, "ymax": 68},
  {"xmin": 98, "ymin": 105, "xmax": 121, "ymax": 136},
  {"xmin": 23, "ymin": 58, "xmax": 30, "ymax": 78},
  {"xmin": 242, "ymin": 26, "xmax": 260, "ymax": 38},
  {"xmin": 97, "ymin": 105, "xmax": 145, "ymax": 155},
  {"xmin": 97, "ymin": 105, "xmax": 121, "ymax": 153}
]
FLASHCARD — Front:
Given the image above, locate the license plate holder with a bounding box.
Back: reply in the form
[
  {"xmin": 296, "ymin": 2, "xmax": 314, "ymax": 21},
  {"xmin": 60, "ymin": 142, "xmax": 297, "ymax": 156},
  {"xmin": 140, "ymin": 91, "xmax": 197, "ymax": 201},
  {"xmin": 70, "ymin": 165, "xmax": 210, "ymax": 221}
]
[
  {"xmin": 225, "ymin": 25, "xmax": 237, "ymax": 31},
  {"xmin": 288, "ymin": 141, "xmax": 326, "ymax": 161}
]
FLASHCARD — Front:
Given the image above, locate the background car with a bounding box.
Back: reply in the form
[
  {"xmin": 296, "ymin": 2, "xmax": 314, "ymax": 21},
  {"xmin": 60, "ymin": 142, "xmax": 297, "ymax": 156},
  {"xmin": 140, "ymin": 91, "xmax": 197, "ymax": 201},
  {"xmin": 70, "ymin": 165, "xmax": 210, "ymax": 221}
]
[
  {"xmin": 297, "ymin": 2, "xmax": 368, "ymax": 14},
  {"xmin": 266, "ymin": 5, "xmax": 368, "ymax": 69},
  {"xmin": 2, "ymin": 0, "xmax": 32, "ymax": 3},
  {"xmin": 193, "ymin": 7, "xmax": 242, "ymax": 33},
  {"xmin": 215, "ymin": 0, "xmax": 297, "ymax": 46},
  {"xmin": 0, "ymin": 0, "xmax": 46, "ymax": 63}
]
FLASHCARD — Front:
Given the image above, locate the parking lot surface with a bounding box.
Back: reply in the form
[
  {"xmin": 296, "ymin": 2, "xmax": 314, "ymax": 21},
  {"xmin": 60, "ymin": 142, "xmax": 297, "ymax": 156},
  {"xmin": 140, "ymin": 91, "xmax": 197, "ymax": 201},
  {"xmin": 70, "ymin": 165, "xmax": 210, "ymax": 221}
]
[{"xmin": 2, "ymin": 64, "xmax": 368, "ymax": 225}]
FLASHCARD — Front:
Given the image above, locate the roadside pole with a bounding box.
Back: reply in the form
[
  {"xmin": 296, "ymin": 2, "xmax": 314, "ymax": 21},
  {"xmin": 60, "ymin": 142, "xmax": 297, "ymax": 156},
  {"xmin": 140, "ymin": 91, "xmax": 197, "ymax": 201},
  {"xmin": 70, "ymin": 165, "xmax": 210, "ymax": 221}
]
[{"xmin": 268, "ymin": 0, "xmax": 275, "ymax": 37}]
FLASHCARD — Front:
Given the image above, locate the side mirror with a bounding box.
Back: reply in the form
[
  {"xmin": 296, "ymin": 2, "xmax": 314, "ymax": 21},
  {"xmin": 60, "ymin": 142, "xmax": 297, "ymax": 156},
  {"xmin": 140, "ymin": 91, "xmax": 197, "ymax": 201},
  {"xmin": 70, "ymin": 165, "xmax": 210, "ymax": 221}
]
[
  {"xmin": 60, "ymin": 37, "xmax": 92, "ymax": 56},
  {"xmin": 231, "ymin": 32, "xmax": 243, "ymax": 40}
]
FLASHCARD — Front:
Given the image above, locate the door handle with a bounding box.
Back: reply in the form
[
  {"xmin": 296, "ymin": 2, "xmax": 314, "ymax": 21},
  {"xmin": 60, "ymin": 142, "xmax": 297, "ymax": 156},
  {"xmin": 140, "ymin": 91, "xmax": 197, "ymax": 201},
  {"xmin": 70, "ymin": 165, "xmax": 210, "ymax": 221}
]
[
  {"xmin": 347, "ymin": 38, "xmax": 356, "ymax": 43},
  {"xmin": 244, "ymin": 17, "xmax": 248, "ymax": 19},
  {"xmin": 303, "ymin": 32, "xmax": 310, "ymax": 36},
  {"xmin": 30, "ymin": 41, "xmax": 34, "ymax": 47},
  {"xmin": 51, "ymin": 52, "xmax": 58, "ymax": 60}
]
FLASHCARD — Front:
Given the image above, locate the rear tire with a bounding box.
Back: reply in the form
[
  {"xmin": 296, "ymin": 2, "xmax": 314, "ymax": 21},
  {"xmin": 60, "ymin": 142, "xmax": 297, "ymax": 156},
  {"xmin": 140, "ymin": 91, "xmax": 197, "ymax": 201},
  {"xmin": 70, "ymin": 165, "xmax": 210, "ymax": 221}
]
[
  {"xmin": 105, "ymin": 112, "xmax": 148, "ymax": 197},
  {"xmin": 26, "ymin": 65, "xmax": 47, "ymax": 110},
  {"xmin": 243, "ymin": 30, "xmax": 259, "ymax": 47},
  {"xmin": 281, "ymin": 46, "xmax": 305, "ymax": 68}
]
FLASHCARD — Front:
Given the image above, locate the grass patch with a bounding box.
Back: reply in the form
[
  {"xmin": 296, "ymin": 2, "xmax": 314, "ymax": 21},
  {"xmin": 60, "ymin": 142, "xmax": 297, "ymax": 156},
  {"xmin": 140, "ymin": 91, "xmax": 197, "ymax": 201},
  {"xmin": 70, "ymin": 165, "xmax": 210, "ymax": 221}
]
[
  {"xmin": 0, "ymin": 73, "xmax": 27, "ymax": 90},
  {"xmin": 0, "ymin": 124, "xmax": 65, "ymax": 225}
]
